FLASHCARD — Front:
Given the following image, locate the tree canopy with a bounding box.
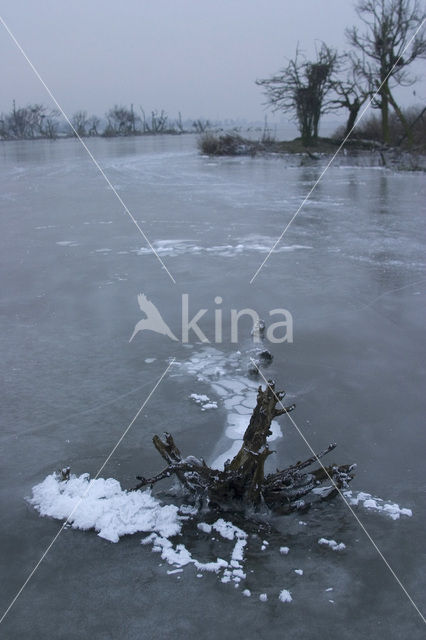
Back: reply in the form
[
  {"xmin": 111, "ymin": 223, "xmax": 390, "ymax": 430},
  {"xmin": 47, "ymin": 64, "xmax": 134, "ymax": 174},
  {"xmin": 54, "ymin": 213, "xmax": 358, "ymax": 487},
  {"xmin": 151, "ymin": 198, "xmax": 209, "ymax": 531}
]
[
  {"xmin": 256, "ymin": 0, "xmax": 426, "ymax": 146},
  {"xmin": 256, "ymin": 43, "xmax": 339, "ymax": 146}
]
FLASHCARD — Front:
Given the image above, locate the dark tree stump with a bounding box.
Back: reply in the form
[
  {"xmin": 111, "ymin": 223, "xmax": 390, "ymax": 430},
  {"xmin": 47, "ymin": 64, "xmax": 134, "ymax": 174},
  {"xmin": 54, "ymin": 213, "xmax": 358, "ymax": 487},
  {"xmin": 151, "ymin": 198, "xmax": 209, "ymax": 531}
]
[{"xmin": 132, "ymin": 380, "xmax": 355, "ymax": 514}]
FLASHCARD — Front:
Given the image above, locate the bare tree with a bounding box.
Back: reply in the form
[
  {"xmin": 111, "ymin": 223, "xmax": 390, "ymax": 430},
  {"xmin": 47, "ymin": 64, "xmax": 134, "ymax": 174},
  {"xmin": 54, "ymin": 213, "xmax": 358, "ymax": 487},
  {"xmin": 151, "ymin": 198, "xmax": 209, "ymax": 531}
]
[
  {"xmin": 1, "ymin": 102, "xmax": 59, "ymax": 139},
  {"xmin": 150, "ymin": 109, "xmax": 168, "ymax": 133},
  {"xmin": 87, "ymin": 114, "xmax": 101, "ymax": 136},
  {"xmin": 346, "ymin": 0, "xmax": 426, "ymax": 144},
  {"xmin": 41, "ymin": 109, "xmax": 60, "ymax": 139},
  {"xmin": 192, "ymin": 119, "xmax": 211, "ymax": 133},
  {"xmin": 256, "ymin": 43, "xmax": 340, "ymax": 145},
  {"xmin": 330, "ymin": 53, "xmax": 372, "ymax": 137},
  {"xmin": 104, "ymin": 105, "xmax": 141, "ymax": 136},
  {"xmin": 71, "ymin": 110, "xmax": 89, "ymax": 137},
  {"xmin": 176, "ymin": 111, "xmax": 184, "ymax": 133},
  {"xmin": 139, "ymin": 107, "xmax": 150, "ymax": 132}
]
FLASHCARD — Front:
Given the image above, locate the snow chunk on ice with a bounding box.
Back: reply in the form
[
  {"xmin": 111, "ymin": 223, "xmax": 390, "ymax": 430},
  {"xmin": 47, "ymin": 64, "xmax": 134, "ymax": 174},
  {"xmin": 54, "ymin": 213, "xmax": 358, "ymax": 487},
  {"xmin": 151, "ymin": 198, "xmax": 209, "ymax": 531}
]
[
  {"xmin": 242, "ymin": 589, "xmax": 251, "ymax": 597},
  {"xmin": 294, "ymin": 569, "xmax": 303, "ymax": 575},
  {"xmin": 343, "ymin": 490, "xmax": 412, "ymax": 520},
  {"xmin": 197, "ymin": 522, "xmax": 212, "ymax": 534},
  {"xmin": 29, "ymin": 472, "xmax": 182, "ymax": 543},
  {"xmin": 279, "ymin": 546, "xmax": 290, "ymax": 555},
  {"xmin": 318, "ymin": 538, "xmax": 346, "ymax": 551},
  {"xmin": 148, "ymin": 535, "xmax": 195, "ymax": 567},
  {"xmin": 195, "ymin": 558, "xmax": 228, "ymax": 572},
  {"xmin": 231, "ymin": 538, "xmax": 247, "ymax": 562},
  {"xmin": 279, "ymin": 589, "xmax": 292, "ymax": 603},
  {"xmin": 189, "ymin": 393, "xmax": 217, "ymax": 410},
  {"xmin": 259, "ymin": 593, "xmax": 268, "ymax": 602},
  {"xmin": 147, "ymin": 532, "xmax": 228, "ymax": 573},
  {"xmin": 212, "ymin": 518, "xmax": 247, "ymax": 541}
]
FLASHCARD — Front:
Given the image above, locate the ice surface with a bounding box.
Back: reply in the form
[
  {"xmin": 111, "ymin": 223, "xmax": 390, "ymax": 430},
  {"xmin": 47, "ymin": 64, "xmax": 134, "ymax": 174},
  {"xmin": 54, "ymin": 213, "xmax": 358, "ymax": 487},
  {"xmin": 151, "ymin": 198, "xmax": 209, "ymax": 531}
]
[{"xmin": 5, "ymin": 134, "xmax": 425, "ymax": 638}]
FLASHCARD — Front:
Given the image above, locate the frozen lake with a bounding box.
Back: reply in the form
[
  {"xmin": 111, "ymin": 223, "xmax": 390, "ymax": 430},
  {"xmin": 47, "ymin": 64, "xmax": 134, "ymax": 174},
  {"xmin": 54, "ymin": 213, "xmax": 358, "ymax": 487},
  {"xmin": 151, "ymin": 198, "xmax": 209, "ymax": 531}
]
[{"xmin": 1, "ymin": 134, "xmax": 425, "ymax": 638}]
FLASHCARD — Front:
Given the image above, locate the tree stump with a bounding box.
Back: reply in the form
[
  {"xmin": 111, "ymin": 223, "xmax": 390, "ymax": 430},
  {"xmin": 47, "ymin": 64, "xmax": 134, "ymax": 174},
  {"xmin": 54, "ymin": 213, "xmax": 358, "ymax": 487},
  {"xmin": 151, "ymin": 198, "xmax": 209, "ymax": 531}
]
[{"xmin": 132, "ymin": 379, "xmax": 355, "ymax": 514}]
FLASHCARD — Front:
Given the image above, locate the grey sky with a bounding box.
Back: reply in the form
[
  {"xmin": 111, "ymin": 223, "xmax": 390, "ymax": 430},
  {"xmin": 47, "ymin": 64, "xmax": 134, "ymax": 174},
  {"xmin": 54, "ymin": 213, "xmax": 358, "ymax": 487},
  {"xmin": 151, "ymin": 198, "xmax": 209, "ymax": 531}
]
[{"xmin": 0, "ymin": 0, "xmax": 425, "ymax": 124}]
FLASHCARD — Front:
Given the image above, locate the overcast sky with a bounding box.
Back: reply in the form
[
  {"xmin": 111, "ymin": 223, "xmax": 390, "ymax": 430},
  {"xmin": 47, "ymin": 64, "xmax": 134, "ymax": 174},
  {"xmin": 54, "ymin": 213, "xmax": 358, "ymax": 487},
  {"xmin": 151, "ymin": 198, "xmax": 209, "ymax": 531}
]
[{"xmin": 0, "ymin": 0, "xmax": 425, "ymax": 123}]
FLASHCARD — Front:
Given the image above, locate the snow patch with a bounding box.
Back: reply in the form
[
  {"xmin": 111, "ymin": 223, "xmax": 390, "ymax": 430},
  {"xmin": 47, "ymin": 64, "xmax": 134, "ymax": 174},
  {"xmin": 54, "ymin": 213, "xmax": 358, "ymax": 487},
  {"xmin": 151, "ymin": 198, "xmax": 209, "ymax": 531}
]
[
  {"xmin": 343, "ymin": 490, "xmax": 412, "ymax": 520},
  {"xmin": 189, "ymin": 393, "xmax": 218, "ymax": 411},
  {"xmin": 279, "ymin": 589, "xmax": 292, "ymax": 603},
  {"xmin": 197, "ymin": 522, "xmax": 212, "ymax": 534},
  {"xmin": 318, "ymin": 538, "xmax": 346, "ymax": 552},
  {"xmin": 29, "ymin": 472, "xmax": 181, "ymax": 543},
  {"xmin": 137, "ymin": 237, "xmax": 312, "ymax": 259}
]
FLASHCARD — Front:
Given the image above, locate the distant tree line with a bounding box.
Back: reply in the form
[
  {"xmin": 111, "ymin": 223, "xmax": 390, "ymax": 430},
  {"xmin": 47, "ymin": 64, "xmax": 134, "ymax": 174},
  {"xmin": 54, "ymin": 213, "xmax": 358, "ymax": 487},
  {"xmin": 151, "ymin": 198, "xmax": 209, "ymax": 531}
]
[
  {"xmin": 0, "ymin": 101, "xmax": 61, "ymax": 140},
  {"xmin": 256, "ymin": 0, "xmax": 426, "ymax": 146},
  {"xmin": 0, "ymin": 101, "xmax": 212, "ymax": 141}
]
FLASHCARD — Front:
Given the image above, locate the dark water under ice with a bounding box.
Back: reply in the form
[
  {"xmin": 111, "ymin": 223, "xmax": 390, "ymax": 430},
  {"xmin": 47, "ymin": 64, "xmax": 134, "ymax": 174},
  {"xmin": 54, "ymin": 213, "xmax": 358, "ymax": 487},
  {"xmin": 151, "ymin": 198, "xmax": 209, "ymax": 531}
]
[{"xmin": 1, "ymin": 134, "xmax": 425, "ymax": 639}]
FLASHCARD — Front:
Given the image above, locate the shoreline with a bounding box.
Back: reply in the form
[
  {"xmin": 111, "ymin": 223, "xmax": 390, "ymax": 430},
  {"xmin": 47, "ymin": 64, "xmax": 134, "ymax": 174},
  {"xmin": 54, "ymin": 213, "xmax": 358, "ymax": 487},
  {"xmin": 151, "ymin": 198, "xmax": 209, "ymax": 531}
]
[
  {"xmin": 1, "ymin": 130, "xmax": 425, "ymax": 171},
  {"xmin": 198, "ymin": 133, "xmax": 426, "ymax": 171}
]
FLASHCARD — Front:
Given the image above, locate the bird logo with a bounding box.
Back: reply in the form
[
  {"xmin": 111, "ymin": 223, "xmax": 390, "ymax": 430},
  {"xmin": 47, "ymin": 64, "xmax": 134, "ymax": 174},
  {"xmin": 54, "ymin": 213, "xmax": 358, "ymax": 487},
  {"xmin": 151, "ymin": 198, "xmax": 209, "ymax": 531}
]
[{"xmin": 129, "ymin": 293, "xmax": 179, "ymax": 343}]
